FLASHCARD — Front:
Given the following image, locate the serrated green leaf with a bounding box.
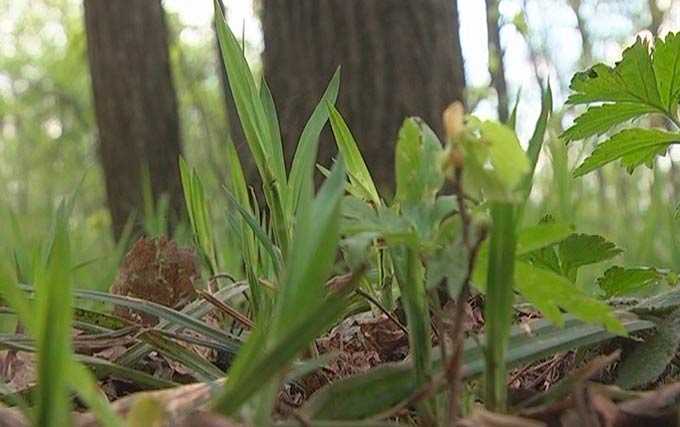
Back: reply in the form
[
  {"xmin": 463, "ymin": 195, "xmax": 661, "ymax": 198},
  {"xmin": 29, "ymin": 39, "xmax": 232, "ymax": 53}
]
[
  {"xmin": 394, "ymin": 118, "xmax": 444, "ymax": 204},
  {"xmin": 516, "ymin": 222, "xmax": 573, "ymax": 255},
  {"xmin": 567, "ymin": 37, "xmax": 662, "ymax": 110},
  {"xmin": 574, "ymin": 128, "xmax": 680, "ymax": 176},
  {"xmin": 616, "ymin": 309, "xmax": 680, "ymax": 389},
  {"xmin": 562, "ymin": 103, "xmax": 656, "ymax": 143},
  {"xmin": 653, "ymin": 32, "xmax": 680, "ymax": 110},
  {"xmin": 558, "ymin": 233, "xmax": 622, "ymax": 278},
  {"xmin": 597, "ymin": 266, "xmax": 660, "ymax": 298}
]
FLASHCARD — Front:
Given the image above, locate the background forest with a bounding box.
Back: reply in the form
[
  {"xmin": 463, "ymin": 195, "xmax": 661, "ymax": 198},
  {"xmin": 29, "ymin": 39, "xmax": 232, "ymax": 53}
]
[{"xmin": 2, "ymin": 0, "xmax": 680, "ymax": 293}]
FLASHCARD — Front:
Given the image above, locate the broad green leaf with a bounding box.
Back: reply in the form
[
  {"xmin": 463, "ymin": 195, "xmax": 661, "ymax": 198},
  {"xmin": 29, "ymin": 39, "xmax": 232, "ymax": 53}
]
[
  {"xmin": 480, "ymin": 121, "xmax": 529, "ymax": 191},
  {"xmin": 567, "ymin": 37, "xmax": 662, "ymax": 110},
  {"xmin": 597, "ymin": 266, "xmax": 660, "ymax": 298},
  {"xmin": 574, "ymin": 128, "xmax": 680, "ymax": 177},
  {"xmin": 303, "ymin": 364, "xmax": 417, "ymax": 421},
  {"xmin": 475, "ymin": 221, "xmax": 572, "ymax": 290},
  {"xmin": 461, "ymin": 119, "xmax": 529, "ymax": 201},
  {"xmin": 616, "ymin": 309, "xmax": 680, "ymax": 389},
  {"xmin": 327, "ymin": 103, "xmax": 381, "ymax": 206},
  {"xmin": 653, "ymin": 32, "xmax": 680, "ymax": 110},
  {"xmin": 558, "ymin": 233, "xmax": 622, "ymax": 278},
  {"xmin": 394, "ymin": 118, "xmax": 444, "ymax": 204},
  {"xmin": 562, "ymin": 103, "xmax": 656, "ymax": 143},
  {"xmin": 515, "ymin": 261, "xmax": 625, "ymax": 335},
  {"xmin": 288, "ymin": 68, "xmax": 341, "ymax": 216}
]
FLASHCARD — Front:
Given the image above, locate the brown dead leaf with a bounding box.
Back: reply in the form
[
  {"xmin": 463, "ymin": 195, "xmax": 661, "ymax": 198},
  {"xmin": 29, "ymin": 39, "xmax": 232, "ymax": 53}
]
[{"xmin": 110, "ymin": 237, "xmax": 199, "ymax": 325}]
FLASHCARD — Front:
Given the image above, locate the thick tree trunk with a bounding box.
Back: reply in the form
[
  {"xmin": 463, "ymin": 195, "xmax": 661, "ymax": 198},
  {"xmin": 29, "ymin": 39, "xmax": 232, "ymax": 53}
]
[
  {"xmin": 84, "ymin": 0, "xmax": 183, "ymax": 240},
  {"xmin": 485, "ymin": 0, "xmax": 509, "ymax": 122},
  {"xmin": 262, "ymin": 0, "xmax": 466, "ymax": 191}
]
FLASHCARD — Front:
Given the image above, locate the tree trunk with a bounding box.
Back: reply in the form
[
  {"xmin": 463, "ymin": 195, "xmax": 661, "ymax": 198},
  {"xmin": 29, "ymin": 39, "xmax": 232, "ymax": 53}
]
[
  {"xmin": 485, "ymin": 0, "xmax": 509, "ymax": 122},
  {"xmin": 84, "ymin": 0, "xmax": 183, "ymax": 240},
  {"xmin": 262, "ymin": 0, "xmax": 466, "ymax": 191}
]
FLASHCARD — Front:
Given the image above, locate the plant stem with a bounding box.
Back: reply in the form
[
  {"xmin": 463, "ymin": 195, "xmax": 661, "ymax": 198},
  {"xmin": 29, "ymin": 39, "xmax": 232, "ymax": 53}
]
[{"xmin": 484, "ymin": 201, "xmax": 518, "ymax": 413}]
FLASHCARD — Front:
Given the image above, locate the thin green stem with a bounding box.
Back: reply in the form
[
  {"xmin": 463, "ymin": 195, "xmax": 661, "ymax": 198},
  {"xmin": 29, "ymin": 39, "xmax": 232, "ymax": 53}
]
[{"xmin": 484, "ymin": 202, "xmax": 518, "ymax": 413}]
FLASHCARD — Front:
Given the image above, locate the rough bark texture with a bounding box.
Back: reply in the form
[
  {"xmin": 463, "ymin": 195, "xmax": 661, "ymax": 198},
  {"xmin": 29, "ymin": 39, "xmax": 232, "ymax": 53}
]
[
  {"xmin": 262, "ymin": 0, "xmax": 466, "ymax": 191},
  {"xmin": 485, "ymin": 0, "xmax": 509, "ymax": 122},
  {"xmin": 84, "ymin": 0, "xmax": 183, "ymax": 240}
]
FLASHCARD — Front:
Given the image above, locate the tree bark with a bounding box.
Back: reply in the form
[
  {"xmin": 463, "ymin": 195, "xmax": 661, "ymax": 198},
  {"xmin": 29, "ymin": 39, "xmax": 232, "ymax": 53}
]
[
  {"xmin": 262, "ymin": 0, "xmax": 466, "ymax": 191},
  {"xmin": 485, "ymin": 0, "xmax": 509, "ymax": 122},
  {"xmin": 84, "ymin": 0, "xmax": 183, "ymax": 240}
]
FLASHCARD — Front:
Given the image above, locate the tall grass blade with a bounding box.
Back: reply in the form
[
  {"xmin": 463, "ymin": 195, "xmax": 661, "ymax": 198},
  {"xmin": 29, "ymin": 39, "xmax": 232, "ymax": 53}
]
[
  {"xmin": 327, "ymin": 103, "xmax": 381, "ymax": 205},
  {"xmin": 213, "ymin": 160, "xmax": 348, "ymax": 415},
  {"xmin": 288, "ymin": 68, "xmax": 341, "ymax": 216}
]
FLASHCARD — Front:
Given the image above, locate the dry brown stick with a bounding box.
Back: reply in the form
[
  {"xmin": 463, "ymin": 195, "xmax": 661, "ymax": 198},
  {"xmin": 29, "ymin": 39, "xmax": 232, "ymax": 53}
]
[
  {"xmin": 196, "ymin": 289, "xmax": 254, "ymax": 330},
  {"xmin": 446, "ymin": 164, "xmax": 488, "ymax": 424}
]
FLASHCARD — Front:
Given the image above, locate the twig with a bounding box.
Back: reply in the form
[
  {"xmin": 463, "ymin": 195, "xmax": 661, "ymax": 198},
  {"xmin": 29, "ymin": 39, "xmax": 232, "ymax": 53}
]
[
  {"xmin": 446, "ymin": 165, "xmax": 488, "ymax": 424},
  {"xmin": 355, "ymin": 288, "xmax": 409, "ymax": 336},
  {"xmin": 196, "ymin": 289, "xmax": 254, "ymax": 330}
]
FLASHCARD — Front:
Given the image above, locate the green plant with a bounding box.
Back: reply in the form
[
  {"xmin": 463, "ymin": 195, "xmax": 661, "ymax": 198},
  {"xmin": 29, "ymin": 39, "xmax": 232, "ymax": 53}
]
[{"xmin": 4, "ymin": 9, "xmax": 680, "ymax": 427}]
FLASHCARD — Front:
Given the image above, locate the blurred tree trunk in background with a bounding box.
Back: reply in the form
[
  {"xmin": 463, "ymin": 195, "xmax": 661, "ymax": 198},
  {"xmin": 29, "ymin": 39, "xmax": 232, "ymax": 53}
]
[
  {"xmin": 262, "ymin": 0, "xmax": 466, "ymax": 191},
  {"xmin": 485, "ymin": 0, "xmax": 509, "ymax": 122},
  {"xmin": 84, "ymin": 0, "xmax": 183, "ymax": 240}
]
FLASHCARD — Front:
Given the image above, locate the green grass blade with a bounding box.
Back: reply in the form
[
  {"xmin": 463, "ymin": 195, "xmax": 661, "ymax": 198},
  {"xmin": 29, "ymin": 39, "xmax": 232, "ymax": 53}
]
[
  {"xmin": 288, "ymin": 68, "xmax": 341, "ymax": 216},
  {"xmin": 259, "ymin": 77, "xmax": 286, "ymax": 185},
  {"xmin": 327, "ymin": 103, "xmax": 381, "ymax": 206},
  {"xmin": 34, "ymin": 203, "xmax": 74, "ymax": 426},
  {"xmin": 391, "ymin": 247, "xmax": 431, "ymax": 386},
  {"xmin": 12, "ymin": 286, "xmax": 243, "ymax": 354},
  {"xmin": 213, "ymin": 160, "xmax": 348, "ymax": 415},
  {"xmin": 113, "ymin": 284, "xmax": 247, "ymax": 367},
  {"xmin": 137, "ymin": 331, "xmax": 224, "ymax": 381},
  {"xmin": 68, "ymin": 362, "xmax": 123, "ymax": 427},
  {"xmin": 224, "ymin": 189, "xmax": 282, "ymax": 275},
  {"xmin": 517, "ymin": 83, "xmax": 552, "ymax": 220}
]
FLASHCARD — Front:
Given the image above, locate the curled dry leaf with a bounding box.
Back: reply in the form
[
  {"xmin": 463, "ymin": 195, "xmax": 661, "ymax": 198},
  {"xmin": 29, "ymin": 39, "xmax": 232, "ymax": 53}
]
[{"xmin": 110, "ymin": 237, "xmax": 200, "ymax": 325}]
